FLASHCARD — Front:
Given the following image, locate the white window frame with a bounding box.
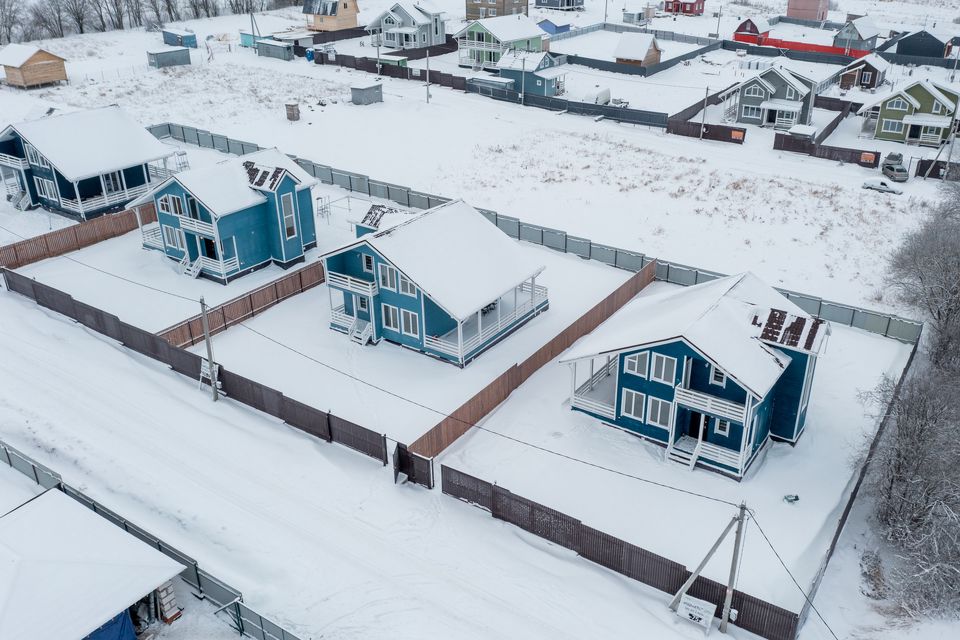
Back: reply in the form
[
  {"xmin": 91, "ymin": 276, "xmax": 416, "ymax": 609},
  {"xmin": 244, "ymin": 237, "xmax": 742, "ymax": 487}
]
[
  {"xmin": 33, "ymin": 176, "xmax": 56, "ymax": 200},
  {"xmin": 933, "ymin": 100, "xmax": 944, "ymax": 115},
  {"xmin": 785, "ymin": 86, "xmax": 797, "ymax": 100},
  {"xmin": 401, "ymin": 308, "xmax": 420, "ymax": 338},
  {"xmin": 741, "ymin": 105, "xmax": 762, "ymax": 120},
  {"xmin": 162, "ymin": 225, "xmax": 185, "ymax": 251},
  {"xmin": 715, "ymin": 419, "xmax": 730, "ymax": 437},
  {"xmin": 357, "ymin": 296, "xmax": 369, "ymax": 312},
  {"xmin": 158, "ymin": 194, "xmax": 173, "ymax": 215},
  {"xmin": 620, "ymin": 388, "xmax": 645, "ymax": 421},
  {"xmin": 861, "ymin": 71, "xmax": 872, "ymax": 84},
  {"xmin": 800, "ymin": 359, "xmax": 815, "ymax": 410},
  {"xmin": 159, "ymin": 194, "xmax": 185, "ymax": 217},
  {"xmin": 382, "ymin": 303, "xmax": 400, "ymax": 331},
  {"xmin": 887, "ymin": 97, "xmax": 909, "ymax": 111},
  {"xmin": 624, "ymin": 352, "xmax": 648, "ymax": 378},
  {"xmin": 398, "ymin": 273, "xmax": 417, "ymax": 297},
  {"xmin": 103, "ymin": 170, "xmax": 123, "ymax": 194},
  {"xmin": 281, "ymin": 192, "xmax": 297, "ymax": 240},
  {"xmin": 709, "ymin": 365, "xmax": 726, "ymax": 387},
  {"xmin": 362, "ymin": 254, "xmax": 374, "ymax": 274},
  {"xmin": 743, "ymin": 84, "xmax": 764, "ymax": 98},
  {"xmin": 378, "ymin": 263, "xmax": 397, "ymax": 291},
  {"xmin": 881, "ymin": 119, "xmax": 905, "ymax": 134},
  {"xmin": 646, "ymin": 396, "xmax": 673, "ymax": 430},
  {"xmin": 24, "ymin": 144, "xmax": 50, "ymax": 169},
  {"xmin": 650, "ymin": 353, "xmax": 677, "ymax": 386}
]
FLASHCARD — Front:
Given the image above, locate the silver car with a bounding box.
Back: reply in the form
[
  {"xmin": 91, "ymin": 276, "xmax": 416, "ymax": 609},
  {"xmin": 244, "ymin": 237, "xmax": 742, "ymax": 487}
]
[{"xmin": 862, "ymin": 178, "xmax": 903, "ymax": 195}]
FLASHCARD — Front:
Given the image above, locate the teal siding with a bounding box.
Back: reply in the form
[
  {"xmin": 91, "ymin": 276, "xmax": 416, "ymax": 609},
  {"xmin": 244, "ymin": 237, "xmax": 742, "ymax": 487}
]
[{"xmin": 769, "ymin": 350, "xmax": 808, "ymax": 441}]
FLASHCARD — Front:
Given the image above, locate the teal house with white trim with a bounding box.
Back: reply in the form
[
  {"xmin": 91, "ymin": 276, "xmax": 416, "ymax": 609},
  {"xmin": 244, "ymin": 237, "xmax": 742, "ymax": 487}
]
[
  {"xmin": 561, "ymin": 273, "xmax": 829, "ymax": 479},
  {"xmin": 322, "ymin": 199, "xmax": 548, "ymax": 366},
  {"xmin": 129, "ymin": 148, "xmax": 317, "ymax": 284}
]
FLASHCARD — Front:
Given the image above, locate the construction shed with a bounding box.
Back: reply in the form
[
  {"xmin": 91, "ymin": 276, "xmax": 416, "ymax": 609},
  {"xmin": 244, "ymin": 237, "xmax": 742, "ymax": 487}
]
[
  {"xmin": 0, "ymin": 44, "xmax": 67, "ymax": 89},
  {"xmin": 147, "ymin": 46, "xmax": 191, "ymax": 69},
  {"xmin": 256, "ymin": 39, "xmax": 295, "ymax": 61},
  {"xmin": 351, "ymin": 82, "xmax": 384, "ymax": 105},
  {"xmin": 162, "ymin": 28, "xmax": 198, "ymax": 48}
]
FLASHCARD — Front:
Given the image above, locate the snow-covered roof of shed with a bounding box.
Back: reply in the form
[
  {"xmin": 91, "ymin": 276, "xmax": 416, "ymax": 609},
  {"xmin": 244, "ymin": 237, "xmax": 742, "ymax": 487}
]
[
  {"xmin": 0, "ymin": 43, "xmax": 63, "ymax": 67},
  {"xmin": 496, "ymin": 50, "xmax": 551, "ymax": 71},
  {"xmin": 162, "ymin": 27, "xmax": 194, "ymax": 36},
  {"xmin": 456, "ymin": 14, "xmax": 545, "ymax": 42},
  {"xmin": 1, "ymin": 106, "xmax": 176, "ymax": 182},
  {"xmin": 0, "ymin": 489, "xmax": 183, "ymax": 640},
  {"xmin": 738, "ymin": 17, "xmax": 770, "ymax": 34},
  {"xmin": 328, "ymin": 199, "xmax": 546, "ymax": 321},
  {"xmin": 847, "ymin": 16, "xmax": 880, "ymax": 40},
  {"xmin": 561, "ymin": 273, "xmax": 829, "ymax": 399},
  {"xmin": 614, "ymin": 33, "xmax": 659, "ymax": 61}
]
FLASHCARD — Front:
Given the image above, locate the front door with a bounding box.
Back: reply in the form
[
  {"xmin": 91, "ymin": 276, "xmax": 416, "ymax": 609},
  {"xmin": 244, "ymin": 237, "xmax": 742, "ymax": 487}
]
[
  {"xmin": 766, "ymin": 109, "xmax": 777, "ymax": 125},
  {"xmin": 202, "ymin": 238, "xmax": 218, "ymax": 259},
  {"xmin": 353, "ymin": 294, "xmax": 370, "ymax": 322},
  {"xmin": 103, "ymin": 170, "xmax": 123, "ymax": 194},
  {"xmin": 908, "ymin": 124, "xmax": 922, "ymax": 140},
  {"xmin": 687, "ymin": 411, "xmax": 704, "ymax": 439}
]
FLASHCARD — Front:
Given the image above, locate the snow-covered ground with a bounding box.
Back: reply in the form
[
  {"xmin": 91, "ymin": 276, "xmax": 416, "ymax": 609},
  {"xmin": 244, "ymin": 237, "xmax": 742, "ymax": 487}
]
[{"xmin": 549, "ymin": 29, "xmax": 707, "ymax": 61}]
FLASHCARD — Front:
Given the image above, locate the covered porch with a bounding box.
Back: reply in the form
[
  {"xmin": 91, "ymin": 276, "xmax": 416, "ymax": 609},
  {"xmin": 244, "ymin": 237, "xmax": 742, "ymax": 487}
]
[
  {"xmin": 903, "ymin": 114, "xmax": 951, "ymax": 146},
  {"xmin": 667, "ymin": 390, "xmax": 749, "ymax": 474},
  {"xmin": 567, "ymin": 355, "xmax": 618, "ymax": 420},
  {"xmin": 759, "ymin": 99, "xmax": 802, "ymax": 129},
  {"xmin": 60, "ymin": 154, "xmax": 189, "ymax": 218}
]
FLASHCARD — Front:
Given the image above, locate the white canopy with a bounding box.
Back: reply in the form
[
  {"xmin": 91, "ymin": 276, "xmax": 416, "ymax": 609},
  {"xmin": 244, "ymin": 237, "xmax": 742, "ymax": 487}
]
[{"xmin": 0, "ymin": 489, "xmax": 183, "ymax": 640}]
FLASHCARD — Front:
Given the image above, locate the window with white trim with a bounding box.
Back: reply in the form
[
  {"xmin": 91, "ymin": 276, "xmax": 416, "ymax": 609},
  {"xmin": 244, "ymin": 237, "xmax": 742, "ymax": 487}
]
[
  {"xmin": 647, "ymin": 396, "xmax": 672, "ymax": 429},
  {"xmin": 382, "ymin": 303, "xmax": 400, "ymax": 331},
  {"xmin": 624, "ymin": 352, "xmax": 648, "ymax": 377},
  {"xmin": 861, "ymin": 71, "xmax": 872, "ymax": 84},
  {"xmin": 379, "ymin": 264, "xmax": 397, "ymax": 290},
  {"xmin": 357, "ymin": 296, "xmax": 369, "ymax": 312},
  {"xmin": 933, "ymin": 100, "xmax": 944, "ymax": 114},
  {"xmin": 785, "ymin": 86, "xmax": 797, "ymax": 100},
  {"xmin": 159, "ymin": 194, "xmax": 185, "ymax": 217},
  {"xmin": 741, "ymin": 105, "xmax": 762, "ymax": 119},
  {"xmin": 621, "ymin": 388, "xmax": 645, "ymax": 421},
  {"xmin": 33, "ymin": 177, "xmax": 56, "ymax": 200},
  {"xmin": 282, "ymin": 192, "xmax": 297, "ymax": 239},
  {"xmin": 650, "ymin": 353, "xmax": 676, "ymax": 385},
  {"xmin": 743, "ymin": 84, "xmax": 764, "ymax": 98},
  {"xmin": 715, "ymin": 419, "xmax": 730, "ymax": 436},
  {"xmin": 881, "ymin": 119, "xmax": 905, "ymax": 134},
  {"xmin": 24, "ymin": 144, "xmax": 49, "ymax": 169},
  {"xmin": 401, "ymin": 309, "xmax": 419, "ymax": 338},
  {"xmin": 710, "ymin": 365, "xmax": 726, "ymax": 387},
  {"xmin": 162, "ymin": 225, "xmax": 185, "ymax": 250},
  {"xmin": 398, "ymin": 273, "xmax": 417, "ymax": 297},
  {"xmin": 887, "ymin": 97, "xmax": 909, "ymax": 111},
  {"xmin": 362, "ymin": 254, "xmax": 374, "ymax": 273}
]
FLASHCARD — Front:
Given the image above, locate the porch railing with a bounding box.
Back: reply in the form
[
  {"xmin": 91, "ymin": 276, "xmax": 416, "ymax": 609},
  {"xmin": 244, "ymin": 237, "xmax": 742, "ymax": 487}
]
[
  {"xmin": 60, "ymin": 181, "xmax": 153, "ymax": 215},
  {"xmin": 142, "ymin": 225, "xmax": 163, "ymax": 250},
  {"xmin": 331, "ymin": 304, "xmax": 355, "ymax": 330},
  {"xmin": 197, "ymin": 255, "xmax": 240, "ymax": 277},
  {"xmin": 327, "ymin": 271, "xmax": 378, "ymax": 297},
  {"xmin": 673, "ymin": 386, "xmax": 747, "ymax": 424},
  {"xmin": 572, "ymin": 358, "xmax": 618, "ymax": 420},
  {"xmin": 0, "ymin": 153, "xmax": 28, "ymax": 170},
  {"xmin": 176, "ymin": 215, "xmax": 216, "ymax": 237}
]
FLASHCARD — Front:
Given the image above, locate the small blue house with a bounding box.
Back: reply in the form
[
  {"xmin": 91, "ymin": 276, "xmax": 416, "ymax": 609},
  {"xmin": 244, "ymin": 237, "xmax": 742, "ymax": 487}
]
[
  {"xmin": 129, "ymin": 148, "xmax": 317, "ymax": 284},
  {"xmin": 162, "ymin": 28, "xmax": 198, "ymax": 48},
  {"xmin": 322, "ymin": 199, "xmax": 549, "ymax": 366},
  {"xmin": 0, "ymin": 106, "xmax": 182, "ymax": 219},
  {"xmin": 561, "ymin": 273, "xmax": 829, "ymax": 479},
  {"xmin": 496, "ymin": 51, "xmax": 568, "ymax": 97},
  {"xmin": 536, "ymin": 19, "xmax": 571, "ymax": 35}
]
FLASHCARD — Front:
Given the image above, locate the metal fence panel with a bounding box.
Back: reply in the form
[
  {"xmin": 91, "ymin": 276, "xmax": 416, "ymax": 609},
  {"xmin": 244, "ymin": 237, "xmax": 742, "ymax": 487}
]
[
  {"xmin": 350, "ymin": 174, "xmax": 370, "ymax": 194},
  {"xmin": 148, "ymin": 123, "xmax": 172, "ymax": 138},
  {"xmin": 441, "ymin": 465, "xmax": 493, "ymax": 510},
  {"xmin": 578, "ymin": 524, "xmax": 625, "ymax": 572},
  {"xmin": 331, "ymin": 170, "xmax": 352, "ymax": 191},
  {"xmin": 519, "ymin": 223, "xmax": 544, "ymax": 245},
  {"xmin": 496, "ymin": 216, "xmax": 520, "ymax": 239},
  {"xmin": 241, "ymin": 142, "xmax": 260, "ymax": 154},
  {"xmin": 817, "ymin": 301, "xmax": 856, "ymax": 325},
  {"xmin": 212, "ymin": 134, "xmax": 230, "ymax": 153},
  {"xmin": 387, "ymin": 185, "xmax": 411, "ymax": 206},
  {"xmin": 885, "ymin": 318, "xmax": 923, "ymax": 343},
  {"xmin": 779, "ymin": 290, "xmax": 822, "ymax": 316},
  {"xmin": 227, "ymin": 138, "xmax": 245, "ymax": 155},
  {"xmin": 409, "ymin": 191, "xmax": 431, "ymax": 210},
  {"xmin": 566, "ymin": 236, "xmax": 591, "ymax": 258},
  {"xmin": 181, "ymin": 126, "xmax": 200, "ymax": 145},
  {"xmin": 492, "ymin": 487, "xmax": 533, "ymax": 530},
  {"xmin": 238, "ymin": 605, "xmax": 267, "ymax": 640},
  {"xmin": 368, "ymin": 180, "xmax": 389, "ymax": 199},
  {"xmin": 197, "ymin": 570, "xmax": 242, "ymax": 607},
  {"xmin": 591, "ymin": 244, "xmax": 617, "ymax": 266},
  {"xmin": 7, "ymin": 449, "xmax": 37, "ymax": 480},
  {"xmin": 614, "ymin": 249, "xmax": 645, "ymax": 272},
  {"xmin": 542, "ymin": 227, "xmax": 566, "ymax": 252},
  {"xmin": 170, "ymin": 124, "xmax": 185, "ymax": 141},
  {"xmin": 852, "ymin": 308, "xmax": 891, "ymax": 335},
  {"xmin": 33, "ymin": 281, "xmax": 75, "ymax": 317},
  {"xmin": 478, "ymin": 209, "xmax": 497, "ymax": 225},
  {"xmin": 329, "ymin": 414, "xmax": 386, "ymax": 462},
  {"xmin": 195, "ymin": 130, "xmax": 213, "ymax": 149},
  {"xmin": 281, "ymin": 397, "xmax": 332, "ymax": 442}
]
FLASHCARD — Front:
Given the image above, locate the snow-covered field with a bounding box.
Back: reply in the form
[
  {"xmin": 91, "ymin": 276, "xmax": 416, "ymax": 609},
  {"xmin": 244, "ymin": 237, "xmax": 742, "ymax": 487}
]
[{"xmin": 549, "ymin": 29, "xmax": 707, "ymax": 61}]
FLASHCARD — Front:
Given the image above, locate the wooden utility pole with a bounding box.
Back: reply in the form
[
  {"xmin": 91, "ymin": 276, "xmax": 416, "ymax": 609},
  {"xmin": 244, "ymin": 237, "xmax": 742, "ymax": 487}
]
[
  {"xmin": 700, "ymin": 86, "xmax": 709, "ymax": 139},
  {"xmin": 200, "ymin": 297, "xmax": 219, "ymax": 402},
  {"xmin": 719, "ymin": 502, "xmax": 748, "ymax": 632},
  {"xmin": 521, "ymin": 55, "xmax": 527, "ymax": 106}
]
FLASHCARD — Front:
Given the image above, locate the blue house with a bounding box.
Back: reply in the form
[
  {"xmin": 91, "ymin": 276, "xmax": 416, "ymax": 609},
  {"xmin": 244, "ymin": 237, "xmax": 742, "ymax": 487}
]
[
  {"xmin": 322, "ymin": 199, "xmax": 549, "ymax": 366},
  {"xmin": 129, "ymin": 148, "xmax": 317, "ymax": 284},
  {"xmin": 496, "ymin": 51, "xmax": 568, "ymax": 97},
  {"xmin": 0, "ymin": 106, "xmax": 182, "ymax": 219},
  {"xmin": 561, "ymin": 273, "xmax": 829, "ymax": 479}
]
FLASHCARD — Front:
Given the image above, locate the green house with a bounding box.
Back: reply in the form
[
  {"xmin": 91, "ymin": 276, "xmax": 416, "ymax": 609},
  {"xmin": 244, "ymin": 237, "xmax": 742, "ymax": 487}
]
[
  {"xmin": 454, "ymin": 14, "xmax": 546, "ymax": 70},
  {"xmin": 858, "ymin": 79, "xmax": 960, "ymax": 146}
]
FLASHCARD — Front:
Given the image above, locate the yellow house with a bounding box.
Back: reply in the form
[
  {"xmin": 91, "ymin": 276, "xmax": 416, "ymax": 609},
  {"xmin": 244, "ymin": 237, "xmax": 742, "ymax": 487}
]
[
  {"xmin": 303, "ymin": 0, "xmax": 360, "ymax": 32},
  {"xmin": 0, "ymin": 44, "xmax": 67, "ymax": 89}
]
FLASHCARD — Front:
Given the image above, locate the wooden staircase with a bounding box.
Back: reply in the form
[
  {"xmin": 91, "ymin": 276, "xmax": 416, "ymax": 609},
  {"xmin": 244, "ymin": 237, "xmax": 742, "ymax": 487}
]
[{"xmin": 350, "ymin": 319, "xmax": 372, "ymax": 345}]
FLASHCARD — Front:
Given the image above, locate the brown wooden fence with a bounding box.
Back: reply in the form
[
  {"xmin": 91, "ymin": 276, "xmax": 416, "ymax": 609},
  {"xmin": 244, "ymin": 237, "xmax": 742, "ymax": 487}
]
[
  {"xmin": 0, "ymin": 203, "xmax": 156, "ymax": 269},
  {"xmin": 442, "ymin": 465, "xmax": 800, "ymax": 640},
  {"xmin": 667, "ymin": 83, "xmax": 746, "ymax": 144},
  {"xmin": 773, "ymin": 133, "xmax": 879, "ymax": 168},
  {"xmin": 410, "ymin": 260, "xmax": 658, "ymax": 457},
  {"xmin": 157, "ymin": 261, "xmax": 326, "ymax": 348}
]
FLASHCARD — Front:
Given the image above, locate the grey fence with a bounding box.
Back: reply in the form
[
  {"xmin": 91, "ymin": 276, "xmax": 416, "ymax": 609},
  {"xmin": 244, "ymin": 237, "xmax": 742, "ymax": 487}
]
[
  {"xmin": 150, "ymin": 122, "xmax": 923, "ymax": 345},
  {"xmin": 769, "ymin": 15, "xmax": 847, "ymax": 31},
  {"xmin": 0, "ymin": 437, "xmax": 303, "ymax": 640},
  {"xmin": 442, "ymin": 465, "xmax": 799, "ymax": 640},
  {"xmin": 550, "ymin": 21, "xmax": 718, "ymax": 47},
  {"xmin": 0, "ymin": 268, "xmax": 390, "ymax": 465}
]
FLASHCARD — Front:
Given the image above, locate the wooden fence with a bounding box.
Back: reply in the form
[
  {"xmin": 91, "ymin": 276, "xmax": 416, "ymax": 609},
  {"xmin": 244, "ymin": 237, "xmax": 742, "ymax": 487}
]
[
  {"xmin": 442, "ymin": 465, "xmax": 800, "ymax": 640},
  {"xmin": 157, "ymin": 261, "xmax": 325, "ymax": 348},
  {"xmin": 410, "ymin": 260, "xmax": 658, "ymax": 457},
  {"xmin": 773, "ymin": 133, "xmax": 879, "ymax": 168},
  {"xmin": 0, "ymin": 203, "xmax": 156, "ymax": 269},
  {"xmin": 667, "ymin": 83, "xmax": 747, "ymax": 144}
]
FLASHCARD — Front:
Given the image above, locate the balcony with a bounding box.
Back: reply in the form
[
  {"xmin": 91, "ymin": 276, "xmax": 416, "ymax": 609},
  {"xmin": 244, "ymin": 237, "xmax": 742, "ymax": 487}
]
[
  {"xmin": 60, "ymin": 181, "xmax": 154, "ymax": 215},
  {"xmin": 673, "ymin": 387, "xmax": 747, "ymax": 424},
  {"xmin": 327, "ymin": 271, "xmax": 378, "ymax": 298},
  {"xmin": 176, "ymin": 215, "xmax": 216, "ymax": 238},
  {"xmin": 0, "ymin": 153, "xmax": 28, "ymax": 170}
]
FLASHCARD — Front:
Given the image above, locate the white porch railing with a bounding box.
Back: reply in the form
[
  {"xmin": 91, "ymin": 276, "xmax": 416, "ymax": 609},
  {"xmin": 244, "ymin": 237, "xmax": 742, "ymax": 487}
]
[
  {"xmin": 60, "ymin": 181, "xmax": 153, "ymax": 215},
  {"xmin": 673, "ymin": 387, "xmax": 747, "ymax": 424},
  {"xmin": 197, "ymin": 255, "xmax": 240, "ymax": 277},
  {"xmin": 571, "ymin": 395, "xmax": 616, "ymax": 419},
  {"xmin": 327, "ymin": 271, "xmax": 378, "ymax": 297},
  {"xmin": 176, "ymin": 215, "xmax": 216, "ymax": 237},
  {"xmin": 331, "ymin": 304, "xmax": 355, "ymax": 330},
  {"xmin": 572, "ymin": 358, "xmax": 618, "ymax": 419},
  {"xmin": 672, "ymin": 435, "xmax": 742, "ymax": 470},
  {"xmin": 142, "ymin": 226, "xmax": 163, "ymax": 250},
  {"xmin": 0, "ymin": 153, "xmax": 28, "ymax": 170}
]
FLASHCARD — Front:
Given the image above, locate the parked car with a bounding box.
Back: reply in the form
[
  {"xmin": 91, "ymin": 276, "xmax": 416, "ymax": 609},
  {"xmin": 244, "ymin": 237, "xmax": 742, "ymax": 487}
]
[
  {"xmin": 863, "ymin": 178, "xmax": 903, "ymax": 195},
  {"xmin": 881, "ymin": 152, "xmax": 909, "ymax": 182}
]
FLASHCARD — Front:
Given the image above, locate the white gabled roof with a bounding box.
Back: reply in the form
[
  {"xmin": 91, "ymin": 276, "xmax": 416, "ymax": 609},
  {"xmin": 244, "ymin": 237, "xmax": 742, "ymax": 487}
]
[
  {"xmin": 848, "ymin": 16, "xmax": 880, "ymax": 40},
  {"xmin": 844, "ymin": 52, "xmax": 890, "ymax": 73},
  {"xmin": 367, "ymin": 2, "xmax": 437, "ymax": 29},
  {"xmin": 760, "ymin": 66, "xmax": 810, "ymax": 96},
  {"xmin": 1, "ymin": 106, "xmax": 176, "ymax": 182},
  {"xmin": 613, "ymin": 33, "xmax": 659, "ymax": 61},
  {"xmin": 0, "ymin": 43, "xmax": 62, "ymax": 67},
  {"xmin": 496, "ymin": 50, "xmax": 550, "ymax": 71},
  {"xmin": 561, "ymin": 273, "xmax": 829, "ymax": 399},
  {"xmin": 858, "ymin": 80, "xmax": 956, "ymax": 114},
  {"xmin": 328, "ymin": 200, "xmax": 546, "ymax": 321},
  {"xmin": 456, "ymin": 14, "xmax": 545, "ymax": 43},
  {"xmin": 0, "ymin": 490, "xmax": 183, "ymax": 640}
]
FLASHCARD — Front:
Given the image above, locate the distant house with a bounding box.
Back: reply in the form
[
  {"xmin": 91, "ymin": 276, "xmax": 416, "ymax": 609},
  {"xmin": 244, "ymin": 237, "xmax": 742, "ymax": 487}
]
[
  {"xmin": 0, "ymin": 44, "xmax": 66, "ymax": 89},
  {"xmin": 561, "ymin": 273, "xmax": 829, "ymax": 478},
  {"xmin": 839, "ymin": 53, "xmax": 889, "ymax": 90},
  {"xmin": 734, "ymin": 17, "xmax": 772, "ymax": 39},
  {"xmin": 663, "ymin": 0, "xmax": 704, "ymax": 16},
  {"xmin": 534, "ymin": 0, "xmax": 583, "ymax": 11},
  {"xmin": 732, "ymin": 65, "xmax": 812, "ymax": 129},
  {"xmin": 497, "ymin": 51, "xmax": 567, "ymax": 96},
  {"xmin": 877, "ymin": 30, "xmax": 952, "ymax": 58},
  {"xmin": 147, "ymin": 46, "xmax": 191, "ymax": 69},
  {"xmin": 366, "ymin": 2, "xmax": 446, "ymax": 50},
  {"xmin": 455, "ymin": 14, "xmax": 547, "ymax": 69},
  {"xmin": 537, "ymin": 19, "xmax": 571, "ymax": 35},
  {"xmin": 129, "ymin": 149, "xmax": 317, "ymax": 283},
  {"xmin": 787, "ymin": 0, "xmax": 828, "ymax": 22},
  {"xmin": 0, "ymin": 106, "xmax": 182, "ymax": 219},
  {"xmin": 858, "ymin": 80, "xmax": 960, "ymax": 146},
  {"xmin": 321, "ymin": 199, "xmax": 548, "ymax": 366},
  {"xmin": 466, "ymin": 0, "xmax": 529, "ymax": 21},
  {"xmin": 302, "ymin": 0, "xmax": 360, "ymax": 31},
  {"xmin": 833, "ymin": 16, "xmax": 880, "ymax": 52},
  {"xmin": 613, "ymin": 32, "xmax": 662, "ymax": 67}
]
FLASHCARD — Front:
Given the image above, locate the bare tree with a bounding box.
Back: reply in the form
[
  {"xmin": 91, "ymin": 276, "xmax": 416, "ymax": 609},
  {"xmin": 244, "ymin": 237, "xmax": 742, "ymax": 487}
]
[
  {"xmin": 30, "ymin": 0, "xmax": 68, "ymax": 38},
  {"xmin": 104, "ymin": 0, "xmax": 125, "ymax": 28},
  {"xmin": 89, "ymin": 0, "xmax": 109, "ymax": 31},
  {"xmin": 125, "ymin": 0, "xmax": 144, "ymax": 26},
  {"xmin": 0, "ymin": 0, "xmax": 22, "ymax": 44},
  {"xmin": 162, "ymin": 0, "xmax": 181, "ymax": 21}
]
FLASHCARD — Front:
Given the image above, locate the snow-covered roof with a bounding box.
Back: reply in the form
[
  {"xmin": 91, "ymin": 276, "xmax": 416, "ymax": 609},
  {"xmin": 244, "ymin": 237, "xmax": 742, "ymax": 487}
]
[
  {"xmin": 496, "ymin": 50, "xmax": 551, "ymax": 71},
  {"xmin": 257, "ymin": 38, "xmax": 292, "ymax": 47},
  {"xmin": 857, "ymin": 79, "xmax": 955, "ymax": 113},
  {"xmin": 0, "ymin": 490, "xmax": 183, "ymax": 640},
  {"xmin": 162, "ymin": 27, "xmax": 194, "ymax": 36},
  {"xmin": 844, "ymin": 52, "xmax": 890, "ymax": 73},
  {"xmin": 738, "ymin": 17, "xmax": 771, "ymax": 34},
  {"xmin": 147, "ymin": 45, "xmax": 189, "ymax": 55},
  {"xmin": 847, "ymin": 16, "xmax": 880, "ymax": 40},
  {"xmin": 761, "ymin": 98, "xmax": 803, "ymax": 112},
  {"xmin": 326, "ymin": 199, "xmax": 546, "ymax": 321},
  {"xmin": 774, "ymin": 57, "xmax": 838, "ymax": 83},
  {"xmin": 456, "ymin": 14, "xmax": 546, "ymax": 43},
  {"xmin": 0, "ymin": 43, "xmax": 62, "ymax": 67},
  {"xmin": 760, "ymin": 66, "xmax": 810, "ymax": 96},
  {"xmin": 613, "ymin": 33, "xmax": 660, "ymax": 61},
  {"xmin": 355, "ymin": 203, "xmax": 418, "ymax": 230},
  {"xmin": 561, "ymin": 273, "xmax": 829, "ymax": 399},
  {"xmin": 0, "ymin": 106, "xmax": 176, "ymax": 182},
  {"xmin": 902, "ymin": 114, "xmax": 952, "ymax": 128}
]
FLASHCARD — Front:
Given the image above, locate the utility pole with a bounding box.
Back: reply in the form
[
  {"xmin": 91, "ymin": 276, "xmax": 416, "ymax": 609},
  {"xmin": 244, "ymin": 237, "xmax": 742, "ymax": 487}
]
[
  {"xmin": 700, "ymin": 85, "xmax": 709, "ymax": 139},
  {"xmin": 604, "ymin": 0, "xmax": 609, "ymax": 24},
  {"xmin": 199, "ymin": 297, "xmax": 219, "ymax": 402},
  {"xmin": 719, "ymin": 502, "xmax": 748, "ymax": 633},
  {"xmin": 375, "ymin": 34, "xmax": 382, "ymax": 76},
  {"xmin": 714, "ymin": 4, "xmax": 722, "ymax": 39},
  {"xmin": 669, "ymin": 510, "xmax": 739, "ymax": 611},
  {"xmin": 425, "ymin": 48, "xmax": 431, "ymax": 104},
  {"xmin": 521, "ymin": 55, "xmax": 526, "ymax": 106}
]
